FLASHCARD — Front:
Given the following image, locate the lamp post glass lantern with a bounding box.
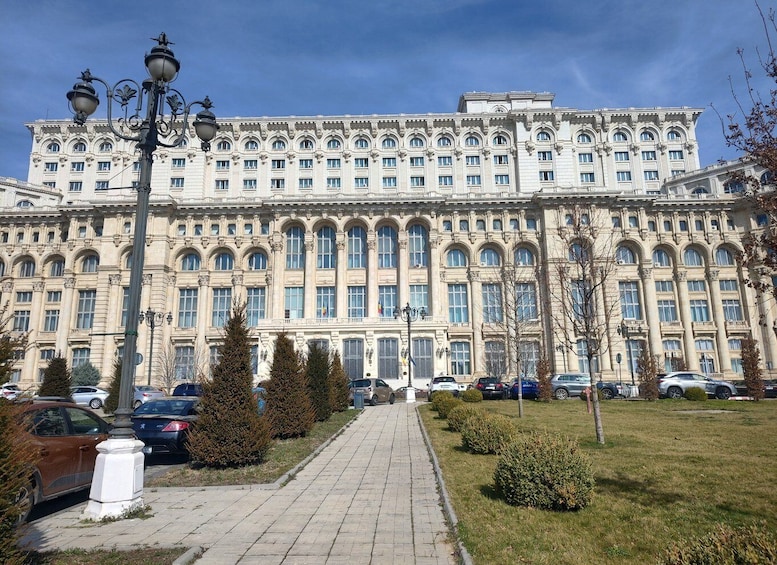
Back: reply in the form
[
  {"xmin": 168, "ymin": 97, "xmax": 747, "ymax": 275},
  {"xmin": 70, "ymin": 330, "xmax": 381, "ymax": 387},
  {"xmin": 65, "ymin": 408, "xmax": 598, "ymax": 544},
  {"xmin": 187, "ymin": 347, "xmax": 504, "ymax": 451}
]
[
  {"xmin": 394, "ymin": 302, "xmax": 426, "ymax": 403},
  {"xmin": 139, "ymin": 309, "xmax": 172, "ymax": 386},
  {"xmin": 67, "ymin": 33, "xmax": 217, "ymax": 520}
]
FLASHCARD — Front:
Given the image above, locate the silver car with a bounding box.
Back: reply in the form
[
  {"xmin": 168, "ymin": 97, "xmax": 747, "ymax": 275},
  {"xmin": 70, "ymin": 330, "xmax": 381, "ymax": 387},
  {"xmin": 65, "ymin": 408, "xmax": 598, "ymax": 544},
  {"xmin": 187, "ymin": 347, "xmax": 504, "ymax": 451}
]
[
  {"xmin": 550, "ymin": 374, "xmax": 592, "ymax": 400},
  {"xmin": 657, "ymin": 372, "xmax": 737, "ymax": 399},
  {"xmin": 133, "ymin": 385, "xmax": 166, "ymax": 408},
  {"xmin": 69, "ymin": 386, "xmax": 109, "ymax": 409}
]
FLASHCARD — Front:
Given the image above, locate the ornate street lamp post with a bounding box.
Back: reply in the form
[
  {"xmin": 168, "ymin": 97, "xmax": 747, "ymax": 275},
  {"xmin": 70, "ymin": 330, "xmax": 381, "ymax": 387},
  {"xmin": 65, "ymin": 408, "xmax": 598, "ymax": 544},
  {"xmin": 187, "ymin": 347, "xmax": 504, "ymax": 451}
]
[
  {"xmin": 67, "ymin": 33, "xmax": 217, "ymax": 519},
  {"xmin": 139, "ymin": 309, "xmax": 173, "ymax": 386},
  {"xmin": 394, "ymin": 302, "xmax": 426, "ymax": 403},
  {"xmin": 617, "ymin": 321, "xmax": 642, "ymax": 388}
]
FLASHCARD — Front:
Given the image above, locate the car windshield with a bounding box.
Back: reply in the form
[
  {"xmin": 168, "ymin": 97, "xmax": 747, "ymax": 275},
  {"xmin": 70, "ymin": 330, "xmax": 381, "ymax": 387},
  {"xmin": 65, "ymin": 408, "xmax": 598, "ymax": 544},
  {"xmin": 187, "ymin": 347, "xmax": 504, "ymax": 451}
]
[
  {"xmin": 134, "ymin": 399, "xmax": 196, "ymax": 416},
  {"xmin": 351, "ymin": 379, "xmax": 371, "ymax": 388},
  {"xmin": 434, "ymin": 377, "xmax": 455, "ymax": 383}
]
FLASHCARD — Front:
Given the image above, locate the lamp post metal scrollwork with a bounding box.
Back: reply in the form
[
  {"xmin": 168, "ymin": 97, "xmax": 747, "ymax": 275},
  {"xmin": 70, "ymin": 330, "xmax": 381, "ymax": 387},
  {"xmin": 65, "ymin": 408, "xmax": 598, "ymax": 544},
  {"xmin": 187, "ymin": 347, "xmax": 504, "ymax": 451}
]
[
  {"xmin": 67, "ymin": 33, "xmax": 217, "ymax": 520},
  {"xmin": 394, "ymin": 303, "xmax": 426, "ymax": 403},
  {"xmin": 139, "ymin": 309, "xmax": 173, "ymax": 387}
]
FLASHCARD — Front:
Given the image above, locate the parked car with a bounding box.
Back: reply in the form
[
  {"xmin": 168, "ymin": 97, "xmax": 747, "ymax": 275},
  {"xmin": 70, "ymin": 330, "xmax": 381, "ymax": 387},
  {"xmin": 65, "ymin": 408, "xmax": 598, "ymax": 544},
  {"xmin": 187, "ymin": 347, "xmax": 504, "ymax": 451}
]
[
  {"xmin": 16, "ymin": 400, "xmax": 110, "ymax": 523},
  {"xmin": 69, "ymin": 386, "xmax": 109, "ymax": 409},
  {"xmin": 172, "ymin": 382, "xmax": 203, "ymax": 397},
  {"xmin": 550, "ymin": 374, "xmax": 622, "ymax": 400},
  {"xmin": 132, "ymin": 397, "xmax": 199, "ymax": 456},
  {"xmin": 428, "ymin": 375, "xmax": 460, "ymax": 400},
  {"xmin": 657, "ymin": 372, "xmax": 737, "ymax": 399},
  {"xmin": 349, "ymin": 378, "xmax": 396, "ymax": 406},
  {"xmin": 133, "ymin": 385, "xmax": 166, "ymax": 408},
  {"xmin": 732, "ymin": 379, "xmax": 777, "ymax": 399},
  {"xmin": 509, "ymin": 377, "xmax": 539, "ymax": 400},
  {"xmin": 473, "ymin": 377, "xmax": 508, "ymax": 399},
  {"xmin": 1, "ymin": 383, "xmax": 21, "ymax": 401}
]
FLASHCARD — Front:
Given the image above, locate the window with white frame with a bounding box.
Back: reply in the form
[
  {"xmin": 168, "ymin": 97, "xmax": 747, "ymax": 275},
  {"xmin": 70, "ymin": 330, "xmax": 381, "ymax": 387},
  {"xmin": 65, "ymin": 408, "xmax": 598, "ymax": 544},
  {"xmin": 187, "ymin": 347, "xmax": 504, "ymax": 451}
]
[
  {"xmin": 657, "ymin": 300, "xmax": 678, "ymax": 322},
  {"xmin": 72, "ymin": 348, "xmax": 91, "ymax": 368},
  {"xmin": 438, "ymin": 156, "xmax": 452, "ymax": 166},
  {"xmin": 347, "ymin": 286, "xmax": 366, "ymax": 318},
  {"xmin": 450, "ymin": 342, "xmax": 471, "ymax": 375},
  {"xmin": 690, "ymin": 299, "xmax": 710, "ymax": 322},
  {"xmin": 299, "ymin": 159, "xmax": 313, "ymax": 169},
  {"xmin": 286, "ymin": 226, "xmax": 305, "ymax": 269},
  {"xmin": 178, "ymin": 288, "xmax": 198, "ymax": 328},
  {"xmin": 408, "ymin": 224, "xmax": 428, "ymax": 267},
  {"xmin": 378, "ymin": 338, "xmax": 399, "ymax": 380},
  {"xmin": 43, "ymin": 309, "xmax": 59, "ymax": 332},
  {"xmin": 619, "ymin": 281, "xmax": 642, "ymax": 320},
  {"xmin": 76, "ymin": 289, "xmax": 96, "ymax": 329},
  {"xmin": 316, "ymin": 286, "xmax": 336, "ymax": 319},
  {"xmin": 448, "ymin": 284, "xmax": 469, "ymax": 323},
  {"xmin": 484, "ymin": 341, "xmax": 507, "ymax": 379},
  {"xmin": 409, "ymin": 284, "xmax": 428, "ymax": 312},
  {"xmin": 174, "ymin": 346, "xmax": 196, "ymax": 380},
  {"xmin": 465, "ymin": 155, "xmax": 480, "ymax": 166},
  {"xmin": 482, "ymin": 283, "xmax": 503, "ymax": 323},
  {"xmin": 171, "ymin": 177, "xmax": 185, "ymax": 188},
  {"xmin": 382, "ymin": 176, "xmax": 397, "ymax": 188},
  {"xmin": 378, "ymin": 285, "xmax": 397, "ymax": 318},
  {"xmin": 317, "ymin": 226, "xmax": 336, "ymax": 269},
  {"xmin": 211, "ymin": 288, "xmax": 232, "ymax": 327},
  {"xmin": 580, "ymin": 172, "xmax": 595, "ymax": 183},
  {"xmin": 377, "ymin": 226, "xmax": 397, "ymax": 268},
  {"xmin": 246, "ymin": 287, "xmax": 266, "ymax": 326},
  {"xmin": 515, "ymin": 283, "xmax": 537, "ymax": 321},
  {"xmin": 466, "ymin": 175, "xmax": 481, "ymax": 186},
  {"xmin": 616, "ymin": 171, "xmax": 632, "ymax": 182},
  {"xmin": 284, "ymin": 287, "xmax": 304, "ymax": 319},
  {"xmin": 722, "ymin": 299, "xmax": 743, "ymax": 321},
  {"xmin": 348, "ymin": 226, "xmax": 366, "ymax": 268},
  {"xmin": 578, "ymin": 152, "xmax": 593, "ymax": 163}
]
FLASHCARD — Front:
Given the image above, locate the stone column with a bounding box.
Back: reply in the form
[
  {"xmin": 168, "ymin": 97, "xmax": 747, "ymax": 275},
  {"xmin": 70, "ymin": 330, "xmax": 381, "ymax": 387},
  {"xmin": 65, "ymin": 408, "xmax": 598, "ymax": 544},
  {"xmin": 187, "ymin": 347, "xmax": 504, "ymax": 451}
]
[
  {"xmin": 674, "ymin": 270, "xmax": 698, "ymax": 370},
  {"xmin": 707, "ymin": 269, "xmax": 730, "ymax": 374}
]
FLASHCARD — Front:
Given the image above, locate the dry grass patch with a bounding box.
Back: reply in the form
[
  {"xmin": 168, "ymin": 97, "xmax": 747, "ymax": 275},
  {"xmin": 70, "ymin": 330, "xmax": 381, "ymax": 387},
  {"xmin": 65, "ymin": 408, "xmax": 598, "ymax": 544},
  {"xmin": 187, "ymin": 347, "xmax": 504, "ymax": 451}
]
[
  {"xmin": 24, "ymin": 547, "xmax": 186, "ymax": 564},
  {"xmin": 421, "ymin": 399, "xmax": 777, "ymax": 565},
  {"xmin": 147, "ymin": 409, "xmax": 359, "ymax": 487}
]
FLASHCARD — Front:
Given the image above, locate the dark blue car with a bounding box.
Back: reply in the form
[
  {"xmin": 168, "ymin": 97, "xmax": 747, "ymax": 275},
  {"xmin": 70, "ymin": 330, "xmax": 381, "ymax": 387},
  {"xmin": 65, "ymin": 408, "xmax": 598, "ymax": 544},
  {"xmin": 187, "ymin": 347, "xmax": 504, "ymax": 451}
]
[
  {"xmin": 510, "ymin": 377, "xmax": 539, "ymax": 400},
  {"xmin": 132, "ymin": 397, "xmax": 199, "ymax": 456}
]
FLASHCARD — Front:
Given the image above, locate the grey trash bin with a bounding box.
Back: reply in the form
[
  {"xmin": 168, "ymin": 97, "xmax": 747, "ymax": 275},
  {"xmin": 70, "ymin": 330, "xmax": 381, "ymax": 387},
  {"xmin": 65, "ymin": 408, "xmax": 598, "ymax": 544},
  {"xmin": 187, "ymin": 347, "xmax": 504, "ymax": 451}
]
[{"xmin": 353, "ymin": 391, "xmax": 365, "ymax": 409}]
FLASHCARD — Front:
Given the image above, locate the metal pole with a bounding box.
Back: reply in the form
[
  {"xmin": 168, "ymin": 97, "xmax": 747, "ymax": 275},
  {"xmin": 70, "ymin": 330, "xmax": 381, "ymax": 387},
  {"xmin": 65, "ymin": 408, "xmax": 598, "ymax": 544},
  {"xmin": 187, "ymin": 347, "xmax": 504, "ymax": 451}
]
[
  {"xmin": 407, "ymin": 312, "xmax": 412, "ymax": 389},
  {"xmin": 627, "ymin": 337, "xmax": 635, "ymax": 386},
  {"xmin": 146, "ymin": 313, "xmax": 155, "ymax": 386}
]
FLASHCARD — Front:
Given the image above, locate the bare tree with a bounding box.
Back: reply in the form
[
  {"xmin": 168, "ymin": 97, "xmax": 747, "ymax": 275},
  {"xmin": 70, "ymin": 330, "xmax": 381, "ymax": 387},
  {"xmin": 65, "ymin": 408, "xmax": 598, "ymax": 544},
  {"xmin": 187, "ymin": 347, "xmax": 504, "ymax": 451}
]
[
  {"xmin": 548, "ymin": 206, "xmax": 621, "ymax": 444},
  {"xmin": 155, "ymin": 339, "xmax": 209, "ymax": 394}
]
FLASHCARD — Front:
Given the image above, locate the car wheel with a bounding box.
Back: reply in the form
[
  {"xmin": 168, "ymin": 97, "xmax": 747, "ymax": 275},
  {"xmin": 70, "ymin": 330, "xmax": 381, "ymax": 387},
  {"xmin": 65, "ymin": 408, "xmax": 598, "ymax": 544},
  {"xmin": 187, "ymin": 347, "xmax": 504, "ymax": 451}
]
[
  {"xmin": 427, "ymin": 392, "xmax": 433, "ymax": 402},
  {"xmin": 715, "ymin": 387, "xmax": 732, "ymax": 400},
  {"xmin": 133, "ymin": 400, "xmax": 142, "ymax": 409},
  {"xmin": 89, "ymin": 398, "xmax": 103, "ymax": 409},
  {"xmin": 667, "ymin": 386, "xmax": 683, "ymax": 399},
  {"xmin": 16, "ymin": 480, "xmax": 37, "ymax": 526},
  {"xmin": 370, "ymin": 395, "xmax": 378, "ymax": 406},
  {"xmin": 554, "ymin": 388, "xmax": 569, "ymax": 400},
  {"xmin": 389, "ymin": 394, "xmax": 395, "ymax": 405},
  {"xmin": 600, "ymin": 387, "xmax": 614, "ymax": 400}
]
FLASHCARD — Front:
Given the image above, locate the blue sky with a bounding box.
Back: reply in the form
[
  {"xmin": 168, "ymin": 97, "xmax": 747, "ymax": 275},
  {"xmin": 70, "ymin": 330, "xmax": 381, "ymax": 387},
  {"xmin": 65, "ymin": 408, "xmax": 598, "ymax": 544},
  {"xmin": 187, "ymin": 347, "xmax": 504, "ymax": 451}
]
[{"xmin": 0, "ymin": 0, "xmax": 771, "ymax": 181}]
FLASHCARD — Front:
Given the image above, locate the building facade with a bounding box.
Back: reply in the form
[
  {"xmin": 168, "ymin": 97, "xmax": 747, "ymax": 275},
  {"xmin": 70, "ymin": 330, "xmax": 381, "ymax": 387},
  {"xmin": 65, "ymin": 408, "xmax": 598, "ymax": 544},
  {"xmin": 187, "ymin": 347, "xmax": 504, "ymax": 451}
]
[{"xmin": 2, "ymin": 91, "xmax": 775, "ymax": 390}]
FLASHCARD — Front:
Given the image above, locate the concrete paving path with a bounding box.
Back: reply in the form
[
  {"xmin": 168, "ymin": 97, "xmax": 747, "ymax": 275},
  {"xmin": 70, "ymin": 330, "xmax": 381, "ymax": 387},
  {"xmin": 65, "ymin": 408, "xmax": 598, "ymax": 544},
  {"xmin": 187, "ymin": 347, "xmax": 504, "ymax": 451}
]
[{"xmin": 21, "ymin": 403, "xmax": 457, "ymax": 564}]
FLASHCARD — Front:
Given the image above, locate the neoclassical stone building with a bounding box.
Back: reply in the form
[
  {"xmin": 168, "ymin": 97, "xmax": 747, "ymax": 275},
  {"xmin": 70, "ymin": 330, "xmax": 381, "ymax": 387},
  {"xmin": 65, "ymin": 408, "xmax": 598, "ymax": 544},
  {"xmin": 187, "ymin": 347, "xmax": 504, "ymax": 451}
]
[{"xmin": 2, "ymin": 91, "xmax": 774, "ymax": 389}]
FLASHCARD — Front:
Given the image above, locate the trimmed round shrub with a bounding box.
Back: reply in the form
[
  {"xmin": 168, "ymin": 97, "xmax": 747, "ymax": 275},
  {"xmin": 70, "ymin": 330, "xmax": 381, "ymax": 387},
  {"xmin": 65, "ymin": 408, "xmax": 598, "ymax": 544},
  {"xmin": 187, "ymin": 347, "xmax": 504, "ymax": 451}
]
[
  {"xmin": 436, "ymin": 396, "xmax": 463, "ymax": 419},
  {"xmin": 461, "ymin": 412, "xmax": 517, "ymax": 454},
  {"xmin": 430, "ymin": 390, "xmax": 454, "ymax": 412},
  {"xmin": 659, "ymin": 522, "xmax": 777, "ymax": 565},
  {"xmin": 461, "ymin": 388, "xmax": 483, "ymax": 403},
  {"xmin": 684, "ymin": 387, "xmax": 708, "ymax": 401},
  {"xmin": 447, "ymin": 404, "xmax": 482, "ymax": 432},
  {"xmin": 493, "ymin": 431, "xmax": 594, "ymax": 511}
]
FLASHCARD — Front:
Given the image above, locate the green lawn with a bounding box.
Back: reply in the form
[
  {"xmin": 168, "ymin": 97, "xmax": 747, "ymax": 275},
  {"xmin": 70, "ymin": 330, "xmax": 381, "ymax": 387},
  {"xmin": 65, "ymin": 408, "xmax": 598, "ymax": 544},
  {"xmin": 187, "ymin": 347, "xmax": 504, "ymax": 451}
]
[{"xmin": 420, "ymin": 398, "xmax": 777, "ymax": 565}]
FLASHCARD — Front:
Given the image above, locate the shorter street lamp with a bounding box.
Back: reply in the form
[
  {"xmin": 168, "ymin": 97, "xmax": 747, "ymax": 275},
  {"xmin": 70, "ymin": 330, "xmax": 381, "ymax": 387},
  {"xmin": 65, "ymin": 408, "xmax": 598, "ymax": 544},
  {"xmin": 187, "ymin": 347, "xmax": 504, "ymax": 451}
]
[
  {"xmin": 394, "ymin": 303, "xmax": 426, "ymax": 403},
  {"xmin": 555, "ymin": 343, "xmax": 567, "ymax": 373},
  {"xmin": 617, "ymin": 321, "xmax": 642, "ymax": 387},
  {"xmin": 139, "ymin": 309, "xmax": 172, "ymax": 386}
]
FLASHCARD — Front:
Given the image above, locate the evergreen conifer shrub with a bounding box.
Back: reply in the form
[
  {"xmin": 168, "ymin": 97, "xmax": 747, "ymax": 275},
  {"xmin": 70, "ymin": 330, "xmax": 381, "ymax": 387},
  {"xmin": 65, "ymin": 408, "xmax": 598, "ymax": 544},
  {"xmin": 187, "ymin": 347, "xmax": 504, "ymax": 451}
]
[
  {"xmin": 328, "ymin": 351, "xmax": 350, "ymax": 412},
  {"xmin": 187, "ymin": 302, "xmax": 272, "ymax": 467},
  {"xmin": 447, "ymin": 404, "xmax": 481, "ymax": 432},
  {"xmin": 37, "ymin": 355, "xmax": 71, "ymax": 398},
  {"xmin": 306, "ymin": 342, "xmax": 332, "ymax": 421},
  {"xmin": 494, "ymin": 431, "xmax": 594, "ymax": 511},
  {"xmin": 264, "ymin": 333, "xmax": 315, "ymax": 439},
  {"xmin": 71, "ymin": 361, "xmax": 101, "ymax": 386},
  {"xmin": 104, "ymin": 359, "xmax": 121, "ymax": 414},
  {"xmin": 461, "ymin": 412, "xmax": 517, "ymax": 454}
]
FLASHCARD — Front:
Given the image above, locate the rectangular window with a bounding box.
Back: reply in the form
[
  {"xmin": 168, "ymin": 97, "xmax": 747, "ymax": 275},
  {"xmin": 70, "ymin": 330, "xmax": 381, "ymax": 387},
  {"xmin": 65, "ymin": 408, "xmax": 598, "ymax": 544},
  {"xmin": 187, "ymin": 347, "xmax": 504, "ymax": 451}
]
[
  {"xmin": 719, "ymin": 279, "xmax": 738, "ymax": 292},
  {"xmin": 448, "ymin": 284, "xmax": 469, "ymax": 323},
  {"xmin": 538, "ymin": 151, "xmax": 553, "ymax": 161},
  {"xmin": 409, "ymin": 156, "xmax": 424, "ymax": 167},
  {"xmin": 178, "ymin": 288, "xmax": 198, "ymax": 328},
  {"xmin": 641, "ymin": 151, "xmax": 657, "ymax": 161},
  {"xmin": 326, "ymin": 177, "xmax": 341, "ymax": 189},
  {"xmin": 382, "ymin": 176, "xmax": 397, "ymax": 188},
  {"xmin": 342, "ymin": 339, "xmax": 364, "ymax": 381},
  {"xmin": 620, "ymin": 281, "xmax": 642, "ymax": 320},
  {"xmin": 172, "ymin": 158, "xmax": 186, "ymax": 168},
  {"xmin": 614, "ymin": 151, "xmax": 630, "ymax": 161},
  {"xmin": 722, "ymin": 299, "xmax": 743, "ymax": 321},
  {"xmin": 72, "ymin": 348, "xmax": 91, "ymax": 368},
  {"xmin": 44, "ymin": 162, "xmax": 58, "ymax": 172},
  {"xmin": 211, "ymin": 288, "xmax": 232, "ymax": 327},
  {"xmin": 216, "ymin": 160, "xmax": 230, "ymax": 170},
  {"xmin": 438, "ymin": 156, "xmax": 453, "ymax": 166},
  {"xmin": 655, "ymin": 280, "xmax": 674, "ymax": 293},
  {"xmin": 71, "ymin": 162, "xmax": 85, "ymax": 172},
  {"xmin": 170, "ymin": 177, "xmax": 185, "ymax": 188},
  {"xmin": 69, "ymin": 181, "xmax": 83, "ymax": 192},
  {"xmin": 466, "ymin": 175, "xmax": 481, "ymax": 186},
  {"xmin": 326, "ymin": 158, "xmax": 341, "ymax": 169},
  {"xmin": 271, "ymin": 159, "xmax": 286, "ymax": 169},
  {"xmin": 493, "ymin": 154, "xmax": 509, "ymax": 165},
  {"xmin": 215, "ymin": 179, "xmax": 229, "ymax": 190},
  {"xmin": 285, "ymin": 287, "xmax": 304, "ymax": 319},
  {"xmin": 246, "ymin": 287, "xmax": 266, "ymax": 326},
  {"xmin": 494, "ymin": 174, "xmax": 510, "ymax": 185},
  {"xmin": 42, "ymin": 181, "xmax": 56, "ymax": 188},
  {"xmin": 243, "ymin": 179, "xmax": 257, "ymax": 190},
  {"xmin": 16, "ymin": 291, "xmax": 32, "ymax": 303},
  {"xmin": 438, "ymin": 175, "xmax": 453, "ymax": 186},
  {"xmin": 578, "ymin": 152, "xmax": 593, "ymax": 163},
  {"xmin": 174, "ymin": 346, "xmax": 195, "ymax": 381},
  {"xmin": 580, "ymin": 172, "xmax": 595, "ymax": 183},
  {"xmin": 95, "ymin": 181, "xmax": 109, "ymax": 190},
  {"xmin": 378, "ymin": 285, "xmax": 397, "ymax": 318},
  {"xmin": 378, "ymin": 338, "xmax": 399, "ymax": 380},
  {"xmin": 410, "ymin": 284, "xmax": 429, "ymax": 312},
  {"xmin": 656, "ymin": 299, "xmax": 677, "ymax": 322},
  {"xmin": 668, "ymin": 150, "xmax": 684, "ymax": 160},
  {"xmin": 270, "ymin": 178, "xmax": 285, "ymax": 189},
  {"xmin": 687, "ymin": 280, "xmax": 706, "ymax": 292},
  {"xmin": 644, "ymin": 170, "xmax": 659, "ymax": 181},
  {"xmin": 347, "ymin": 286, "xmax": 366, "ymax": 318},
  {"xmin": 97, "ymin": 161, "xmax": 111, "ymax": 171},
  {"xmin": 43, "ymin": 310, "xmax": 60, "ymax": 332},
  {"xmin": 299, "ymin": 159, "xmax": 313, "ymax": 169},
  {"xmin": 354, "ymin": 157, "xmax": 369, "ymax": 168},
  {"xmin": 354, "ymin": 177, "xmax": 369, "ymax": 188},
  {"xmin": 482, "ymin": 283, "xmax": 503, "ymax": 323},
  {"xmin": 465, "ymin": 155, "xmax": 480, "ymax": 166},
  {"xmin": 316, "ymin": 286, "xmax": 336, "ymax": 319},
  {"xmin": 410, "ymin": 176, "xmax": 425, "ymax": 187},
  {"xmin": 515, "ymin": 283, "xmax": 537, "ymax": 321},
  {"xmin": 616, "ymin": 171, "xmax": 632, "ymax": 182},
  {"xmin": 13, "ymin": 311, "xmax": 30, "ymax": 332},
  {"xmin": 690, "ymin": 299, "xmax": 710, "ymax": 322},
  {"xmin": 382, "ymin": 157, "xmax": 397, "ymax": 168},
  {"xmin": 299, "ymin": 178, "xmax": 313, "ymax": 189},
  {"xmin": 76, "ymin": 290, "xmax": 96, "ymax": 329},
  {"xmin": 450, "ymin": 342, "xmax": 471, "ymax": 376},
  {"xmin": 539, "ymin": 170, "xmax": 554, "ymax": 181},
  {"xmin": 244, "ymin": 159, "xmax": 258, "ymax": 170}
]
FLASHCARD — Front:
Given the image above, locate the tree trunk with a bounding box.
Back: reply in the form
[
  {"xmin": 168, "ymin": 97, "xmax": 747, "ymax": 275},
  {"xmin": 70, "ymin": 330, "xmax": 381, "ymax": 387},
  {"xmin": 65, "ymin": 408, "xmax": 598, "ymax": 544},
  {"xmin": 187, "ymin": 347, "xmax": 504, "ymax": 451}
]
[{"xmin": 589, "ymin": 356, "xmax": 605, "ymax": 444}]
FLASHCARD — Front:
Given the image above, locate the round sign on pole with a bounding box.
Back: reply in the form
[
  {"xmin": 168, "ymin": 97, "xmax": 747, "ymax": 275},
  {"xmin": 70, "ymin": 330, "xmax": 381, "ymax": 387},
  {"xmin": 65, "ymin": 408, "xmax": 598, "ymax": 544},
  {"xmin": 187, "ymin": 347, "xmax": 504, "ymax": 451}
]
[{"xmin": 135, "ymin": 352, "xmax": 143, "ymax": 365}]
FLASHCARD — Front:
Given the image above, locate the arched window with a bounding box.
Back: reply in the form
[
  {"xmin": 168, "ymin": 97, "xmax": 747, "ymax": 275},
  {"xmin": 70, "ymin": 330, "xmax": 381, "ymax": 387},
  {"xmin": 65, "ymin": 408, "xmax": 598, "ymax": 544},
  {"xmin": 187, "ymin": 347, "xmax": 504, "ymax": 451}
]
[
  {"xmin": 16, "ymin": 200, "xmax": 33, "ymax": 208},
  {"xmin": 181, "ymin": 253, "xmax": 201, "ymax": 271},
  {"xmin": 667, "ymin": 130, "xmax": 682, "ymax": 141},
  {"xmin": 616, "ymin": 246, "xmax": 636, "ymax": 264},
  {"xmin": 480, "ymin": 248, "xmax": 500, "ymax": 266},
  {"xmin": 377, "ymin": 225, "xmax": 397, "ymax": 268},
  {"xmin": 326, "ymin": 138, "xmax": 341, "ymax": 150},
  {"xmin": 514, "ymin": 247, "xmax": 535, "ymax": 266},
  {"xmin": 271, "ymin": 139, "xmax": 286, "ymax": 151},
  {"xmin": 723, "ymin": 181, "xmax": 743, "ymax": 194},
  {"xmin": 408, "ymin": 224, "xmax": 428, "ymax": 267},
  {"xmin": 564, "ymin": 214, "xmax": 574, "ymax": 226},
  {"xmin": 73, "ymin": 141, "xmax": 87, "ymax": 152},
  {"xmin": 683, "ymin": 248, "xmax": 704, "ymax": 267},
  {"xmin": 125, "ymin": 253, "xmax": 133, "ymax": 269},
  {"xmin": 244, "ymin": 139, "xmax": 259, "ymax": 151},
  {"xmin": 286, "ymin": 226, "xmax": 305, "ymax": 269},
  {"xmin": 46, "ymin": 142, "xmax": 60, "ymax": 153},
  {"xmin": 760, "ymin": 171, "xmax": 774, "ymax": 184},
  {"xmin": 715, "ymin": 247, "xmax": 735, "ymax": 266},
  {"xmin": 493, "ymin": 134, "xmax": 508, "ymax": 145},
  {"xmin": 640, "ymin": 131, "xmax": 655, "ymax": 142},
  {"xmin": 437, "ymin": 136, "xmax": 452, "ymax": 147},
  {"xmin": 0, "ymin": 261, "xmax": 4, "ymax": 277},
  {"xmin": 613, "ymin": 132, "xmax": 628, "ymax": 142},
  {"xmin": 82, "ymin": 254, "xmax": 99, "ymax": 273},
  {"xmin": 247, "ymin": 251, "xmax": 267, "ymax": 270},
  {"xmin": 447, "ymin": 249, "xmax": 467, "ymax": 267},
  {"xmin": 216, "ymin": 140, "xmax": 232, "ymax": 151},
  {"xmin": 19, "ymin": 259, "xmax": 36, "ymax": 277},
  {"xmin": 569, "ymin": 242, "xmax": 588, "ymax": 262},
  {"xmin": 652, "ymin": 249, "xmax": 671, "ymax": 267},
  {"xmin": 299, "ymin": 139, "xmax": 314, "ymax": 150},
  {"xmin": 536, "ymin": 131, "xmax": 551, "ymax": 142},
  {"xmin": 464, "ymin": 135, "xmax": 480, "ymax": 146},
  {"xmin": 382, "ymin": 137, "xmax": 397, "ymax": 149},
  {"xmin": 577, "ymin": 133, "xmax": 592, "ymax": 143},
  {"xmin": 409, "ymin": 136, "xmax": 425, "ymax": 147},
  {"xmin": 354, "ymin": 137, "xmax": 369, "ymax": 149},
  {"xmin": 693, "ymin": 186, "xmax": 711, "ymax": 195},
  {"xmin": 347, "ymin": 226, "xmax": 366, "ymax": 269},
  {"xmin": 49, "ymin": 259, "xmax": 64, "ymax": 277},
  {"xmin": 317, "ymin": 226, "xmax": 336, "ymax": 269},
  {"xmin": 214, "ymin": 252, "xmax": 234, "ymax": 271},
  {"xmin": 99, "ymin": 141, "xmax": 113, "ymax": 152}
]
